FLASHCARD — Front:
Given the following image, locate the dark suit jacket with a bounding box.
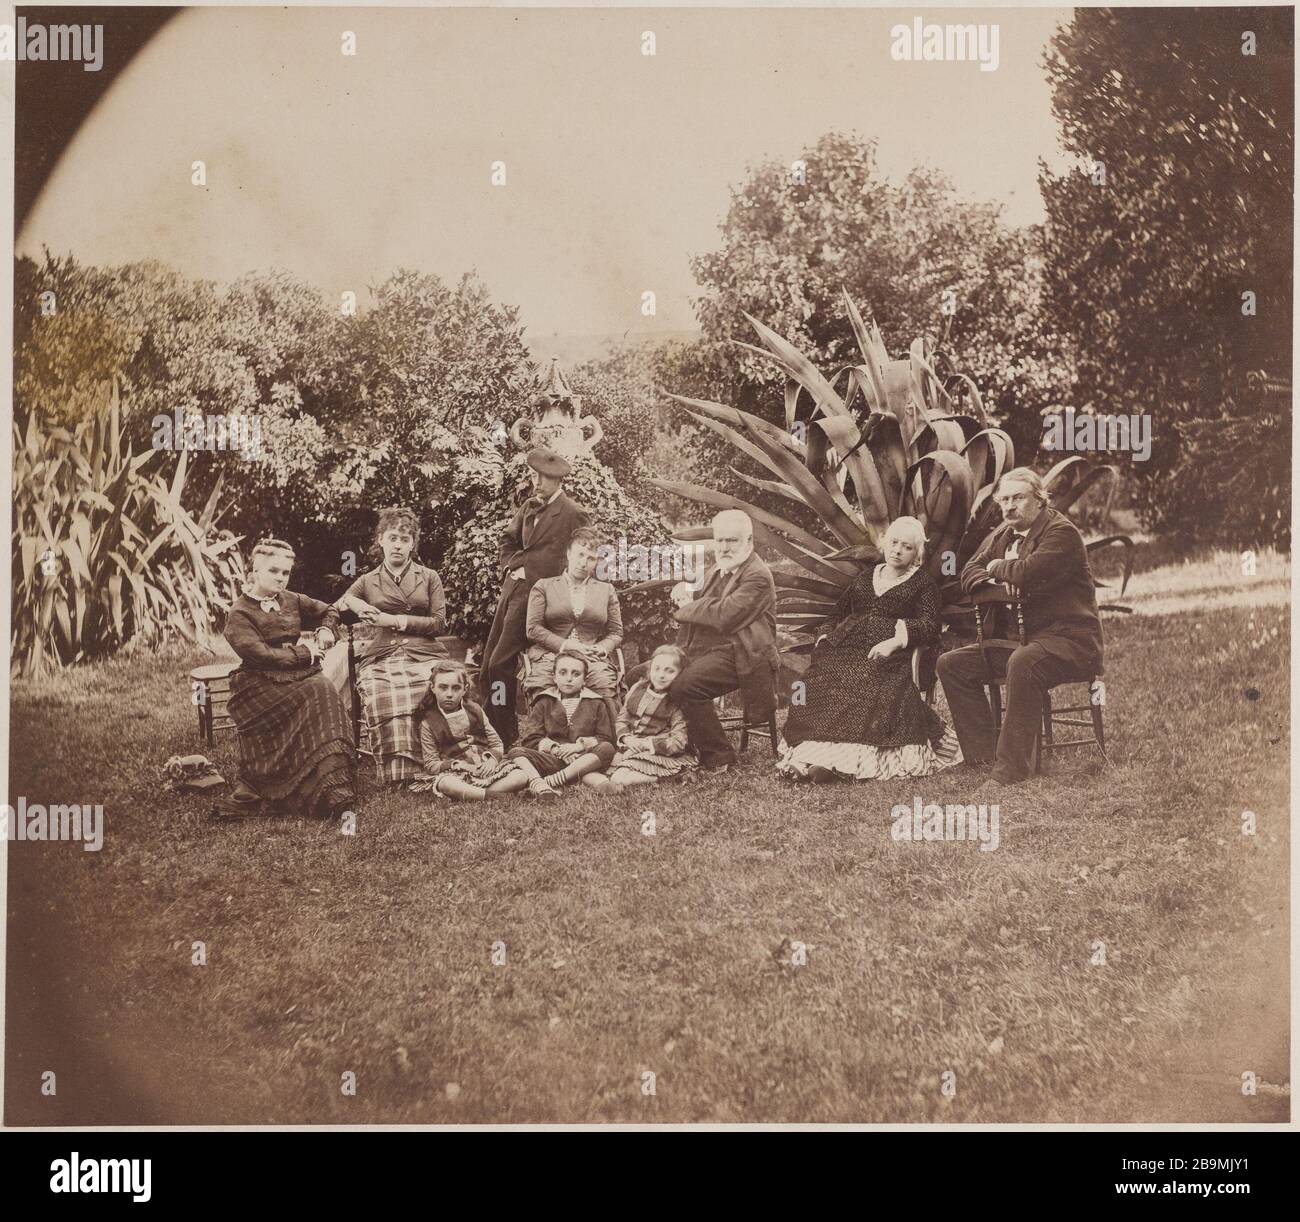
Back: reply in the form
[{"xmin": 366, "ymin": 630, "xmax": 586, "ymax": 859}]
[
  {"xmin": 518, "ymin": 690, "xmax": 619, "ymax": 750},
  {"xmin": 499, "ymin": 491, "xmax": 590, "ymax": 583},
  {"xmin": 485, "ymin": 490, "xmax": 589, "ymax": 669},
  {"xmin": 960, "ymin": 506, "xmax": 1104, "ymax": 674},
  {"xmin": 675, "ymin": 550, "xmax": 781, "ymax": 717}
]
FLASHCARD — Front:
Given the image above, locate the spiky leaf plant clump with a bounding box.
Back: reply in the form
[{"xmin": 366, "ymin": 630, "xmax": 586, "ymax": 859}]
[
  {"xmin": 12, "ymin": 381, "xmax": 246, "ymax": 677},
  {"xmin": 650, "ymin": 291, "xmax": 1130, "ymax": 650}
]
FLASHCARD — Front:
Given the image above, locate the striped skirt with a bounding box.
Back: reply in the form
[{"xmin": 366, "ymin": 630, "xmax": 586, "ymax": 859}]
[
  {"xmin": 227, "ymin": 666, "xmax": 356, "ymax": 816},
  {"xmin": 777, "ymin": 728, "xmax": 962, "ymax": 781},
  {"xmin": 409, "ymin": 757, "xmax": 514, "ymax": 796},
  {"xmin": 607, "ymin": 749, "xmax": 698, "ymax": 781},
  {"xmin": 356, "ymin": 654, "xmax": 440, "ymax": 783}
]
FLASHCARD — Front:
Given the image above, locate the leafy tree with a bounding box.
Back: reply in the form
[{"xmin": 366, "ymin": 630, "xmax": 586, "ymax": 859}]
[
  {"xmin": 682, "ymin": 133, "xmax": 1070, "ymax": 491},
  {"xmin": 1039, "ymin": 7, "xmax": 1293, "ymax": 544}
]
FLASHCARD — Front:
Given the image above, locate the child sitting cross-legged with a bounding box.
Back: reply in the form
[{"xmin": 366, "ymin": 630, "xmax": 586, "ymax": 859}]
[
  {"xmin": 410, "ymin": 661, "xmax": 508, "ymax": 801},
  {"xmin": 490, "ymin": 647, "xmax": 618, "ymax": 799},
  {"xmin": 584, "ymin": 644, "xmax": 698, "ymax": 793}
]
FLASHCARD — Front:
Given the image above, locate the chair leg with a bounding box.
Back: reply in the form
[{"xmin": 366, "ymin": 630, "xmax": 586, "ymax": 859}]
[
  {"xmin": 1038, "ymin": 690, "xmax": 1051, "ymax": 775},
  {"xmin": 739, "ymin": 724, "xmax": 749, "ymax": 754},
  {"xmin": 989, "ymin": 682, "xmax": 1002, "ymax": 732},
  {"xmin": 347, "ymin": 639, "xmax": 362, "ymax": 749},
  {"xmin": 1091, "ymin": 699, "xmax": 1107, "ymax": 761},
  {"xmin": 768, "ymin": 710, "xmax": 780, "ymax": 757}
]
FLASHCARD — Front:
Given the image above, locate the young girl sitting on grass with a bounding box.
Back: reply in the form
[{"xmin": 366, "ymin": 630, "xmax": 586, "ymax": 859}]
[
  {"xmin": 492, "ymin": 648, "xmax": 618, "ymax": 798},
  {"xmin": 410, "ymin": 661, "xmax": 506, "ymax": 801},
  {"xmin": 585, "ymin": 644, "xmax": 697, "ymax": 792}
]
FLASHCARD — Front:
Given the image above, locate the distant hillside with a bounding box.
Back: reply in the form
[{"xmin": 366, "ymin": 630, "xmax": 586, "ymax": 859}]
[{"xmin": 525, "ymin": 329, "xmax": 701, "ymax": 368}]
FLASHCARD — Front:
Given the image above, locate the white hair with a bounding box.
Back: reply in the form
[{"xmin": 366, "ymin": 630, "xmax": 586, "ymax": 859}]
[
  {"xmin": 996, "ymin": 467, "xmax": 1048, "ymax": 503},
  {"xmin": 884, "ymin": 515, "xmax": 927, "ymax": 560},
  {"xmin": 712, "ymin": 509, "xmax": 753, "ymax": 539}
]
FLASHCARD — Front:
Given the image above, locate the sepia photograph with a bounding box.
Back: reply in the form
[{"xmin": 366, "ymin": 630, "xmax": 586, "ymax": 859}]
[{"xmin": 1, "ymin": 0, "xmax": 1293, "ymax": 1150}]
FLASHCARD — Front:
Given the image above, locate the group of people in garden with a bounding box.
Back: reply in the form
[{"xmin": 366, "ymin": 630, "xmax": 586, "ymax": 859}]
[{"xmin": 217, "ymin": 445, "xmax": 1104, "ymax": 820}]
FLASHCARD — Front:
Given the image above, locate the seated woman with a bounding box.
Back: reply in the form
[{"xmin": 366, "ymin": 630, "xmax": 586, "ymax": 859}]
[
  {"xmin": 777, "ymin": 516, "xmax": 961, "ymax": 782},
  {"xmin": 332, "ymin": 507, "xmax": 450, "ymax": 784},
  {"xmin": 220, "ymin": 538, "xmax": 356, "ymax": 819},
  {"xmin": 523, "ymin": 526, "xmax": 622, "ymax": 700}
]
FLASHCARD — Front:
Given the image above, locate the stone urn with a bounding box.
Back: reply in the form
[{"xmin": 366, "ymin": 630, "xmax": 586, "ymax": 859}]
[{"xmin": 509, "ymin": 356, "xmax": 603, "ymax": 460}]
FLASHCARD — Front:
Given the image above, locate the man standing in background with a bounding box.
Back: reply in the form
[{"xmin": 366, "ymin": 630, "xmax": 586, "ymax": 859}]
[{"xmin": 483, "ymin": 448, "xmax": 589, "ymax": 746}]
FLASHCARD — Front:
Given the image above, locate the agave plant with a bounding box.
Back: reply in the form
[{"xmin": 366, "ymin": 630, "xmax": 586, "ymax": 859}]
[
  {"xmin": 12, "ymin": 380, "xmax": 247, "ymax": 677},
  {"xmin": 648, "ymin": 291, "xmax": 1131, "ymax": 649}
]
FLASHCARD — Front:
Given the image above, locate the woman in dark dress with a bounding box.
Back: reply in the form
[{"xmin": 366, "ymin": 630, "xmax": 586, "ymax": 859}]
[
  {"xmin": 221, "ymin": 538, "xmax": 357, "ymax": 818},
  {"xmin": 777, "ymin": 516, "xmax": 961, "ymax": 782}
]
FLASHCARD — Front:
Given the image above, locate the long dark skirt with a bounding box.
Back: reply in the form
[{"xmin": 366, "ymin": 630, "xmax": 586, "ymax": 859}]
[
  {"xmin": 228, "ymin": 666, "xmax": 356, "ymax": 816},
  {"xmin": 784, "ymin": 640, "xmax": 947, "ymax": 750}
]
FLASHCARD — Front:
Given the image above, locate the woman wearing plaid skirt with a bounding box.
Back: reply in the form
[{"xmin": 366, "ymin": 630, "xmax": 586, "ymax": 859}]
[
  {"xmin": 222, "ymin": 539, "xmax": 357, "ymax": 819},
  {"xmin": 335, "ymin": 508, "xmax": 450, "ymax": 784}
]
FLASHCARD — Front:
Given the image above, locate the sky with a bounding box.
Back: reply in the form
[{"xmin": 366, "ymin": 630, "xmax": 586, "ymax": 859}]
[{"xmin": 18, "ymin": 5, "xmax": 1074, "ymax": 346}]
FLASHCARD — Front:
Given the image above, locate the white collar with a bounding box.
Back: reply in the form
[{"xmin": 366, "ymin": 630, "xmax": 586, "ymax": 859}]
[
  {"xmin": 874, "ymin": 563, "xmax": 919, "ymax": 592},
  {"xmin": 532, "ymin": 487, "xmax": 563, "ymax": 509},
  {"xmin": 244, "ymin": 586, "xmax": 282, "ymax": 611},
  {"xmin": 543, "ymin": 686, "xmax": 599, "ymax": 701}
]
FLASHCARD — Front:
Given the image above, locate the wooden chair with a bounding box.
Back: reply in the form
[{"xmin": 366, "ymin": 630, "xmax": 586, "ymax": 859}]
[
  {"xmin": 718, "ymin": 699, "xmax": 781, "ymax": 757},
  {"xmin": 970, "ymin": 588, "xmax": 1107, "ymax": 772},
  {"xmin": 341, "ymin": 625, "xmax": 475, "ymax": 756},
  {"xmin": 191, "ymin": 661, "xmax": 240, "ymax": 744}
]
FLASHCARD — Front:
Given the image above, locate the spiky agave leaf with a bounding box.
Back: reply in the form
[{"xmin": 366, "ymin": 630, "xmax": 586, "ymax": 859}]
[
  {"xmin": 677, "ymin": 404, "xmax": 869, "ymax": 547},
  {"xmin": 658, "ymin": 301, "xmax": 1017, "ymax": 644},
  {"xmin": 1043, "ymin": 456, "xmax": 1121, "ymax": 518},
  {"xmin": 1086, "ymin": 535, "xmax": 1136, "ymax": 608},
  {"xmin": 903, "ymin": 450, "xmax": 976, "ymax": 578},
  {"xmin": 735, "ymin": 316, "xmax": 895, "ymax": 529},
  {"xmin": 841, "ymin": 290, "xmax": 891, "ymax": 415},
  {"xmin": 962, "ymin": 428, "xmax": 1016, "ymax": 492}
]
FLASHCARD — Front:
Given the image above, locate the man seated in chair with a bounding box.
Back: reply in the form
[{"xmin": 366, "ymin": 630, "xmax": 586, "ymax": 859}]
[
  {"xmin": 668, "ymin": 509, "xmax": 780, "ymax": 773},
  {"xmin": 936, "ymin": 467, "xmax": 1104, "ymax": 787}
]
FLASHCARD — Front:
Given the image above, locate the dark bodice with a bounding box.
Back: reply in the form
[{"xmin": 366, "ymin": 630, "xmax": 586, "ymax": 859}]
[{"xmin": 824, "ymin": 566, "xmax": 941, "ymax": 651}]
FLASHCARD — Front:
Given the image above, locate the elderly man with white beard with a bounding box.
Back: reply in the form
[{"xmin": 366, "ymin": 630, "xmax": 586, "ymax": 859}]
[{"xmin": 667, "ymin": 509, "xmax": 781, "ymax": 772}]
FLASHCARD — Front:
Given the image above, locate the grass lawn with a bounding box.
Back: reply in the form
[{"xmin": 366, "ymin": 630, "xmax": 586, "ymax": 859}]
[{"xmin": 4, "ymin": 548, "xmax": 1289, "ymax": 1124}]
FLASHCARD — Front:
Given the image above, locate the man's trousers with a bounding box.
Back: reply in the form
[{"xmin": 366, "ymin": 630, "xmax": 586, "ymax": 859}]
[
  {"xmin": 669, "ymin": 646, "xmax": 743, "ymax": 769},
  {"xmin": 937, "ymin": 639, "xmax": 1091, "ymax": 784}
]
